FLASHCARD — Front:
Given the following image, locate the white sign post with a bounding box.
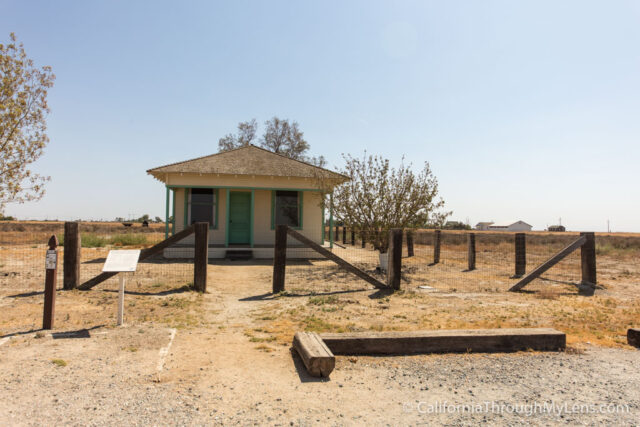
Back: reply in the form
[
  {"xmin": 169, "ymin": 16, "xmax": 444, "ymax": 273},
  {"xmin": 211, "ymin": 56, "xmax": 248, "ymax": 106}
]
[{"xmin": 102, "ymin": 250, "xmax": 140, "ymax": 326}]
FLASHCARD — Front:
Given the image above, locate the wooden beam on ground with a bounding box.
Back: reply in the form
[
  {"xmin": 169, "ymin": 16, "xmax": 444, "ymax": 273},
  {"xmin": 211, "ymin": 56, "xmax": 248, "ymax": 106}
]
[
  {"xmin": 292, "ymin": 332, "xmax": 335, "ymax": 377},
  {"xmin": 320, "ymin": 328, "xmax": 566, "ymax": 355},
  {"xmin": 78, "ymin": 225, "xmax": 195, "ymax": 290},
  {"xmin": 628, "ymin": 328, "xmax": 640, "ymax": 347},
  {"xmin": 286, "ymin": 227, "xmax": 387, "ymax": 289},
  {"xmin": 508, "ymin": 235, "xmax": 587, "ymax": 292}
]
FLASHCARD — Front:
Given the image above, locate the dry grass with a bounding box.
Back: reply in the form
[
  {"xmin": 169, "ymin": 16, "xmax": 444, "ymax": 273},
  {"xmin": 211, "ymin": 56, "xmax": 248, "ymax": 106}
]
[
  {"xmin": 250, "ymin": 289, "xmax": 640, "ymax": 348},
  {"xmin": 0, "ymin": 268, "xmax": 206, "ymax": 335},
  {"xmin": 1, "ymin": 222, "xmax": 639, "ymax": 352}
]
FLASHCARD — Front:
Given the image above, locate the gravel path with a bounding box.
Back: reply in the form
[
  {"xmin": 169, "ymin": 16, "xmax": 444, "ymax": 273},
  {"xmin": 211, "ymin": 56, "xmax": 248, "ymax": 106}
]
[{"xmin": 1, "ymin": 326, "xmax": 638, "ymax": 425}]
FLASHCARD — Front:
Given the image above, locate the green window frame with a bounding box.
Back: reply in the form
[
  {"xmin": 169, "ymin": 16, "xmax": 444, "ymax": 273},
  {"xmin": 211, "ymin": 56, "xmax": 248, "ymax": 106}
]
[
  {"xmin": 271, "ymin": 190, "xmax": 303, "ymax": 230},
  {"xmin": 184, "ymin": 188, "xmax": 219, "ymax": 229}
]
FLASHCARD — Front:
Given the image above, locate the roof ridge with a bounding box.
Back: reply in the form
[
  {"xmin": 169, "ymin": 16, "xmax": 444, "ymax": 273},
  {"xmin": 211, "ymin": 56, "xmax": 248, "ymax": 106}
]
[{"xmin": 147, "ymin": 144, "xmax": 348, "ymax": 180}]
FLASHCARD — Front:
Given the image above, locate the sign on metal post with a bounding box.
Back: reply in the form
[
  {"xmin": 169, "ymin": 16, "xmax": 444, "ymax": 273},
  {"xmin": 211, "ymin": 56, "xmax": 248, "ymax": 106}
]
[
  {"xmin": 43, "ymin": 236, "xmax": 59, "ymax": 330},
  {"xmin": 45, "ymin": 250, "xmax": 57, "ymax": 270},
  {"xmin": 102, "ymin": 250, "xmax": 140, "ymax": 326}
]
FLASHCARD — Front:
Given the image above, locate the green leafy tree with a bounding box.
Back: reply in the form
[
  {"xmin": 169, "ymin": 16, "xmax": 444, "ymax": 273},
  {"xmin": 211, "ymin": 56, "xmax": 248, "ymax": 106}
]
[
  {"xmin": 0, "ymin": 33, "xmax": 55, "ymax": 213},
  {"xmin": 331, "ymin": 153, "xmax": 450, "ymax": 253}
]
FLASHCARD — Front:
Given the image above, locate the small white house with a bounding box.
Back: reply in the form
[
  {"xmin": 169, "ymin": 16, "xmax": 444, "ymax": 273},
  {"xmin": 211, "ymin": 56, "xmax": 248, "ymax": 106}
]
[
  {"xmin": 146, "ymin": 145, "xmax": 348, "ymax": 259},
  {"xmin": 485, "ymin": 221, "xmax": 532, "ymax": 232}
]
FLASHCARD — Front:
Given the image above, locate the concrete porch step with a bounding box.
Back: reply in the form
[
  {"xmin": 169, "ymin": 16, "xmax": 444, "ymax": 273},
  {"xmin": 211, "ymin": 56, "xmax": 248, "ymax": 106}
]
[{"xmin": 225, "ymin": 250, "xmax": 253, "ymax": 261}]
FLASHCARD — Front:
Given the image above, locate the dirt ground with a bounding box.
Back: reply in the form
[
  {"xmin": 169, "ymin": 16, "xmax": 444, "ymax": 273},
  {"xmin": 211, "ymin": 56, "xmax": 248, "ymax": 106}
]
[{"xmin": 1, "ymin": 261, "xmax": 639, "ymax": 425}]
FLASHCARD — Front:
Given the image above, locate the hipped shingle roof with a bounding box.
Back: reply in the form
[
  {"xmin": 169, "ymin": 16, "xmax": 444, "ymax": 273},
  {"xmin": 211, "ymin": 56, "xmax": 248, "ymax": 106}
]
[{"xmin": 147, "ymin": 145, "xmax": 348, "ymax": 182}]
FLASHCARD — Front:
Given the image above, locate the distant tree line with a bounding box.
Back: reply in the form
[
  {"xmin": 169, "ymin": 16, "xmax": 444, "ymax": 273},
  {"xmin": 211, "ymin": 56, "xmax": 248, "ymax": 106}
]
[
  {"xmin": 441, "ymin": 221, "xmax": 471, "ymax": 230},
  {"xmin": 114, "ymin": 214, "xmax": 164, "ymax": 223}
]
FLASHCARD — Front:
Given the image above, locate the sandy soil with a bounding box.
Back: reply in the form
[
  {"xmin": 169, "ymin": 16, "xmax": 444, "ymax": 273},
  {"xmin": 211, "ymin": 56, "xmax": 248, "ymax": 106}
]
[{"xmin": 1, "ymin": 262, "xmax": 639, "ymax": 425}]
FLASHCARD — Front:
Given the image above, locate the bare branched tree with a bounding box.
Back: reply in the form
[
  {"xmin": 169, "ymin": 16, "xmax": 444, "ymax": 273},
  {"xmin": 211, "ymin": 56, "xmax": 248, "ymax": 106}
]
[
  {"xmin": 260, "ymin": 117, "xmax": 310, "ymax": 160},
  {"xmin": 217, "ymin": 118, "xmax": 258, "ymax": 151},
  {"xmin": 219, "ymin": 116, "xmax": 326, "ymax": 166},
  {"xmin": 331, "ymin": 153, "xmax": 450, "ymax": 253},
  {"xmin": 0, "ymin": 33, "xmax": 55, "ymax": 213}
]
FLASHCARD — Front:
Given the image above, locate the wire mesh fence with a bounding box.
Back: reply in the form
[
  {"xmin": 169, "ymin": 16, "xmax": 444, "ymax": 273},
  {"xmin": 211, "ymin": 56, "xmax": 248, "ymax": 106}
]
[
  {"xmin": 283, "ymin": 226, "xmax": 384, "ymax": 293},
  {"xmin": 0, "ymin": 222, "xmax": 65, "ymax": 293},
  {"xmin": 281, "ymin": 226, "xmax": 608, "ymax": 295},
  {"xmin": 0, "ymin": 221, "xmax": 193, "ymax": 294},
  {"xmin": 406, "ymin": 230, "xmax": 584, "ymax": 293}
]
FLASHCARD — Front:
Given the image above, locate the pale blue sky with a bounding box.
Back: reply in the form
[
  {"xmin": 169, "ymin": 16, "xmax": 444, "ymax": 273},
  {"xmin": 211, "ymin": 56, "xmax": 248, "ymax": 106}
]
[{"xmin": 2, "ymin": 0, "xmax": 639, "ymax": 231}]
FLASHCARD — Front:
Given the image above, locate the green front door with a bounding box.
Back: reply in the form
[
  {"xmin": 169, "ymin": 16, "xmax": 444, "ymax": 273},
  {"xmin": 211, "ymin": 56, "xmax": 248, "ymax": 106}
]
[{"xmin": 228, "ymin": 192, "xmax": 251, "ymax": 245}]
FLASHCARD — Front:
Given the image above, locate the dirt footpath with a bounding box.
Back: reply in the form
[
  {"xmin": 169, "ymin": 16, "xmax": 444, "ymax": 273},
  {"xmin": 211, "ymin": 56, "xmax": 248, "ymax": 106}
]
[{"xmin": 0, "ymin": 263, "xmax": 639, "ymax": 425}]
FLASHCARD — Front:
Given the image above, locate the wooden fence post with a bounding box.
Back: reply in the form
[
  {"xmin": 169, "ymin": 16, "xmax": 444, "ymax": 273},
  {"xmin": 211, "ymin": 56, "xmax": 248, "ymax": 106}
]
[
  {"xmin": 350, "ymin": 229, "xmax": 355, "ymax": 246},
  {"xmin": 388, "ymin": 229, "xmax": 403, "ymax": 290},
  {"xmin": 193, "ymin": 222, "xmax": 209, "ymax": 292},
  {"xmin": 63, "ymin": 222, "xmax": 81, "ymax": 290},
  {"xmin": 406, "ymin": 230, "xmax": 414, "ymax": 257},
  {"xmin": 342, "ymin": 227, "xmax": 347, "ymax": 244},
  {"xmin": 43, "ymin": 235, "xmax": 59, "ymax": 330},
  {"xmin": 273, "ymin": 225, "xmax": 288, "ymax": 293},
  {"xmin": 361, "ymin": 230, "xmax": 366, "ymax": 248},
  {"xmin": 514, "ymin": 233, "xmax": 526, "ymax": 277},
  {"xmin": 580, "ymin": 232, "xmax": 596, "ymax": 286},
  {"xmin": 433, "ymin": 230, "xmax": 441, "ymax": 264},
  {"xmin": 467, "ymin": 233, "xmax": 476, "ymax": 271},
  {"xmin": 335, "ymin": 225, "xmax": 339, "ymax": 243}
]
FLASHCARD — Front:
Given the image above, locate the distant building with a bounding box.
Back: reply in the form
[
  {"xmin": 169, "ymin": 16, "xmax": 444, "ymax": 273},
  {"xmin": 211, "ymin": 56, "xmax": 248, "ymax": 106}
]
[
  {"xmin": 548, "ymin": 225, "xmax": 566, "ymax": 232},
  {"xmin": 475, "ymin": 222, "xmax": 494, "ymax": 231},
  {"xmin": 476, "ymin": 221, "xmax": 532, "ymax": 232}
]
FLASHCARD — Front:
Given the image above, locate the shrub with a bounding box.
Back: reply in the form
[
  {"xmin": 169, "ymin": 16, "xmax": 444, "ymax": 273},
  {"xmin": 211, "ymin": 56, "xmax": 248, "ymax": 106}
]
[
  {"xmin": 110, "ymin": 234, "xmax": 147, "ymax": 246},
  {"xmin": 81, "ymin": 233, "xmax": 107, "ymax": 248},
  {"xmin": 51, "ymin": 358, "xmax": 67, "ymax": 367}
]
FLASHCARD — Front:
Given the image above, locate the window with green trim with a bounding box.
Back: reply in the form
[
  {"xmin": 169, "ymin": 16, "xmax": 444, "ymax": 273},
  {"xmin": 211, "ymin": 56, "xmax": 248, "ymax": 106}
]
[
  {"xmin": 272, "ymin": 190, "xmax": 301, "ymax": 228},
  {"xmin": 188, "ymin": 188, "xmax": 217, "ymax": 228}
]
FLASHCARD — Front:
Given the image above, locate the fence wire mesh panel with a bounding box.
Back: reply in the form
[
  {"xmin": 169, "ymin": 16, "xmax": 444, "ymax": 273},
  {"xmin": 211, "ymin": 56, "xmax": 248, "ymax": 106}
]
[
  {"xmin": 77, "ymin": 222, "xmax": 193, "ymax": 290},
  {"xmin": 0, "ymin": 221, "xmax": 193, "ymax": 295},
  {"xmin": 404, "ymin": 230, "xmax": 588, "ymax": 294},
  {"xmin": 524, "ymin": 234, "xmax": 582, "ymax": 294},
  {"xmin": 0, "ymin": 222, "xmax": 65, "ymax": 293},
  {"xmin": 283, "ymin": 227, "xmax": 384, "ymax": 294}
]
